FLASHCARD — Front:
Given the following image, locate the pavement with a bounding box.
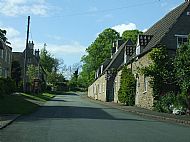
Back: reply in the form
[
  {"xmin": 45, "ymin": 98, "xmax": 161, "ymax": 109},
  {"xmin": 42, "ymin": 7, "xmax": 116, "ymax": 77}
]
[
  {"xmin": 83, "ymin": 95, "xmax": 190, "ymax": 126},
  {"xmin": 0, "ymin": 114, "xmax": 20, "ymax": 129},
  {"xmin": 1, "ymin": 93, "xmax": 190, "ymax": 142},
  {"xmin": 0, "ymin": 93, "xmax": 190, "ymax": 130}
]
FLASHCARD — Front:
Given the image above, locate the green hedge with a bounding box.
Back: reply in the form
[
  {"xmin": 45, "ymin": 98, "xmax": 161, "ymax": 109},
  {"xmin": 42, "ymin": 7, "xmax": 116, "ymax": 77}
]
[
  {"xmin": 0, "ymin": 77, "xmax": 16, "ymax": 97},
  {"xmin": 118, "ymin": 66, "xmax": 136, "ymax": 106}
]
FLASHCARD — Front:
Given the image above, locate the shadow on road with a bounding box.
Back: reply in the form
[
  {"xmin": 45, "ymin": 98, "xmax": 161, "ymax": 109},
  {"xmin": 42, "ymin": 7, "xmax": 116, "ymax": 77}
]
[{"xmin": 18, "ymin": 106, "xmax": 153, "ymax": 122}]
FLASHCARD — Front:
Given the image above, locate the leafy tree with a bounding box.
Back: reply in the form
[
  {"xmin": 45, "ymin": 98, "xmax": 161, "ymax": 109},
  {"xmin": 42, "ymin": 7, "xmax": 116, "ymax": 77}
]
[
  {"xmin": 40, "ymin": 47, "xmax": 57, "ymax": 73},
  {"xmin": 80, "ymin": 28, "xmax": 120, "ymax": 86},
  {"xmin": 118, "ymin": 66, "xmax": 136, "ymax": 105},
  {"xmin": 27, "ymin": 65, "xmax": 39, "ymax": 84},
  {"xmin": 122, "ymin": 30, "xmax": 142, "ymax": 44},
  {"xmin": 47, "ymin": 72, "xmax": 65, "ymax": 85},
  {"xmin": 174, "ymin": 39, "xmax": 190, "ymax": 110},
  {"xmin": 11, "ymin": 61, "xmax": 22, "ymax": 88}
]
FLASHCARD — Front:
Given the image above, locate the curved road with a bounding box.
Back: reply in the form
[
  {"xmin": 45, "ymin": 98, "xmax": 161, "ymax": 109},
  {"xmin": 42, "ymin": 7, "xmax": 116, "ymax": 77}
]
[{"xmin": 1, "ymin": 93, "xmax": 190, "ymax": 142}]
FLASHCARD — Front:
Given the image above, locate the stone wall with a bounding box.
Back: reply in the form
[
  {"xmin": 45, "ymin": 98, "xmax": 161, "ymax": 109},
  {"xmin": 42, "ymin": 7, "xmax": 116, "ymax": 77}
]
[
  {"xmin": 113, "ymin": 70, "xmax": 122, "ymax": 103},
  {"xmin": 88, "ymin": 73, "xmax": 107, "ymax": 102},
  {"xmin": 130, "ymin": 53, "xmax": 154, "ymax": 109}
]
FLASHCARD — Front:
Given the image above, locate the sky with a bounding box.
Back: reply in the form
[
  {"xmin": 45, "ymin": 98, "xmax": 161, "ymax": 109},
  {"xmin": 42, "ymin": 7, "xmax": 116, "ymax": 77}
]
[{"xmin": 0, "ymin": 0, "xmax": 185, "ymax": 67}]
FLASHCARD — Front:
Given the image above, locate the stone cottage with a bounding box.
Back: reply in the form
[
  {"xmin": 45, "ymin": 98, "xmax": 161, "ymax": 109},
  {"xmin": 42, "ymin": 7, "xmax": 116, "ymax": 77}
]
[{"xmin": 88, "ymin": 0, "xmax": 190, "ymax": 109}]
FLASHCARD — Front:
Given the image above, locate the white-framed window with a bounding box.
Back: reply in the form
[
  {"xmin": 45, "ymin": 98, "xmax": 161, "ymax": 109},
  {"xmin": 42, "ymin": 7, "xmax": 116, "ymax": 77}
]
[
  {"xmin": 144, "ymin": 75, "xmax": 148, "ymax": 92},
  {"xmin": 175, "ymin": 35, "xmax": 188, "ymax": 48}
]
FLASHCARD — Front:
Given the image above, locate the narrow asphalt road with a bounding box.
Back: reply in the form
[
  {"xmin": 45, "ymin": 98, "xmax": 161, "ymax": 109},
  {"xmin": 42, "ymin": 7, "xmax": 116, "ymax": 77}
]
[{"xmin": 0, "ymin": 93, "xmax": 190, "ymax": 142}]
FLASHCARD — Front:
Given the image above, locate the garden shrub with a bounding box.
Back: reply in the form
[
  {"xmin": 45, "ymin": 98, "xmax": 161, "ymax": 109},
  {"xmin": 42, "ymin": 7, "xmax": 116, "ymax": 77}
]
[
  {"xmin": 0, "ymin": 77, "xmax": 16, "ymax": 97},
  {"xmin": 118, "ymin": 66, "xmax": 136, "ymax": 106},
  {"xmin": 154, "ymin": 92, "xmax": 176, "ymax": 113}
]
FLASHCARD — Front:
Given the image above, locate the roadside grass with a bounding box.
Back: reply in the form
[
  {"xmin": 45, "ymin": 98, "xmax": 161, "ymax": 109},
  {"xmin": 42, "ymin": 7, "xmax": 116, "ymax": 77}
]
[{"xmin": 0, "ymin": 93, "xmax": 55, "ymax": 115}]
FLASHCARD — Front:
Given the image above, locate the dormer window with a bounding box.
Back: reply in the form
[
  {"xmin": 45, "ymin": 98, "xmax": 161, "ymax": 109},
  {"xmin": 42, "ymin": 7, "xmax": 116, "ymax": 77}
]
[
  {"xmin": 175, "ymin": 35, "xmax": 188, "ymax": 48},
  {"xmin": 136, "ymin": 35, "xmax": 153, "ymax": 56}
]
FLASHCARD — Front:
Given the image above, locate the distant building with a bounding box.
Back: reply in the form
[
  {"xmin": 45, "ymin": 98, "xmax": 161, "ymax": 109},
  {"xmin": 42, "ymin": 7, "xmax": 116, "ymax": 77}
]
[
  {"xmin": 0, "ymin": 39, "xmax": 12, "ymax": 78},
  {"xmin": 12, "ymin": 41, "xmax": 46, "ymax": 92}
]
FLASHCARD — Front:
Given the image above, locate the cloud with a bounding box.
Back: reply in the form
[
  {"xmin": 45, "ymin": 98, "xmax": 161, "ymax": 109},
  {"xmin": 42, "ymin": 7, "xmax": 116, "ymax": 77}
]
[
  {"xmin": 142, "ymin": 29, "xmax": 148, "ymax": 33},
  {"xmin": 36, "ymin": 42, "xmax": 86, "ymax": 66},
  {"xmin": 0, "ymin": 25, "xmax": 25, "ymax": 51},
  {"xmin": 112, "ymin": 23, "xmax": 137, "ymax": 35},
  {"xmin": 46, "ymin": 42, "xmax": 86, "ymax": 55},
  {"xmin": 0, "ymin": 0, "xmax": 49, "ymax": 16}
]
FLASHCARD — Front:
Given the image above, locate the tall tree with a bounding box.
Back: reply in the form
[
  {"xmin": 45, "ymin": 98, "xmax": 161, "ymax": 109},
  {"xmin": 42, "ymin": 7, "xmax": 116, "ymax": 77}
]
[
  {"xmin": 122, "ymin": 30, "xmax": 142, "ymax": 44},
  {"xmin": 80, "ymin": 28, "xmax": 120, "ymax": 86},
  {"xmin": 40, "ymin": 47, "xmax": 57, "ymax": 73}
]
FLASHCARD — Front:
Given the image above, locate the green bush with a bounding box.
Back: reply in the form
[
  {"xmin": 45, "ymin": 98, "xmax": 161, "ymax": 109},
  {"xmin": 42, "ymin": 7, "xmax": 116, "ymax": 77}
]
[
  {"xmin": 154, "ymin": 92, "xmax": 187, "ymax": 113},
  {"xmin": 0, "ymin": 77, "xmax": 16, "ymax": 97},
  {"xmin": 154, "ymin": 92, "xmax": 176, "ymax": 113},
  {"xmin": 118, "ymin": 66, "xmax": 136, "ymax": 106}
]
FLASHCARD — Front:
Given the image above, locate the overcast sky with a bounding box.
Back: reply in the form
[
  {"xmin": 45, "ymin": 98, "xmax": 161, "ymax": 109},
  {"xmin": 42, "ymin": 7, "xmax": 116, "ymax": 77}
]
[{"xmin": 0, "ymin": 0, "xmax": 184, "ymax": 66}]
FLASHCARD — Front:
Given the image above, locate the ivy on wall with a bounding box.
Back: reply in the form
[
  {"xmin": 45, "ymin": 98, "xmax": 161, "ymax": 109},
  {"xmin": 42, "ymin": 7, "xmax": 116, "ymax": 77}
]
[
  {"xmin": 118, "ymin": 65, "xmax": 136, "ymax": 106},
  {"xmin": 140, "ymin": 46, "xmax": 177, "ymax": 99}
]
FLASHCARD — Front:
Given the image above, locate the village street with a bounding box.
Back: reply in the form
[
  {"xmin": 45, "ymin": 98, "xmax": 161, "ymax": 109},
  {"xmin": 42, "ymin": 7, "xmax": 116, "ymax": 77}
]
[{"xmin": 0, "ymin": 93, "xmax": 190, "ymax": 142}]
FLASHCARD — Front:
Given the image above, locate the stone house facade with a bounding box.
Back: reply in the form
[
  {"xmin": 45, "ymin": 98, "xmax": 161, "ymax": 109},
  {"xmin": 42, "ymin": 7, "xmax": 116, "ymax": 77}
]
[
  {"xmin": 88, "ymin": 39, "xmax": 135, "ymax": 102},
  {"xmin": 88, "ymin": 0, "xmax": 190, "ymax": 109},
  {"xmin": 12, "ymin": 41, "xmax": 46, "ymax": 92},
  {"xmin": 0, "ymin": 40, "xmax": 12, "ymax": 78}
]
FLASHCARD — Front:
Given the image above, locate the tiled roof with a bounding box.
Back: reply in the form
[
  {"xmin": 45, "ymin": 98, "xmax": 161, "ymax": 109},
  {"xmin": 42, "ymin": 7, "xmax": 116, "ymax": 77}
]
[
  {"xmin": 142, "ymin": 1, "xmax": 190, "ymax": 54},
  {"xmin": 103, "ymin": 39, "xmax": 134, "ymax": 72}
]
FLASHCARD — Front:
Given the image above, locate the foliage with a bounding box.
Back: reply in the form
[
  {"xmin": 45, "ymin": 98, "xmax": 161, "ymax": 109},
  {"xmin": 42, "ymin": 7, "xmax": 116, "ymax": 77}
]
[
  {"xmin": 68, "ymin": 69, "xmax": 79, "ymax": 91},
  {"xmin": 11, "ymin": 61, "xmax": 22, "ymax": 88},
  {"xmin": 154, "ymin": 92, "xmax": 176, "ymax": 113},
  {"xmin": 26, "ymin": 64, "xmax": 39, "ymax": 84},
  {"xmin": 40, "ymin": 47, "xmax": 58, "ymax": 73},
  {"xmin": 0, "ymin": 77, "xmax": 16, "ymax": 97},
  {"xmin": 122, "ymin": 30, "xmax": 142, "ymax": 44},
  {"xmin": 154, "ymin": 92, "xmax": 187, "ymax": 113},
  {"xmin": 80, "ymin": 28, "xmax": 120, "ymax": 87},
  {"xmin": 140, "ymin": 46, "xmax": 177, "ymax": 99},
  {"xmin": 118, "ymin": 66, "xmax": 136, "ymax": 106},
  {"xmin": 174, "ymin": 42, "xmax": 190, "ymax": 110},
  {"xmin": 47, "ymin": 72, "xmax": 65, "ymax": 86},
  {"xmin": 40, "ymin": 47, "xmax": 66, "ymax": 90}
]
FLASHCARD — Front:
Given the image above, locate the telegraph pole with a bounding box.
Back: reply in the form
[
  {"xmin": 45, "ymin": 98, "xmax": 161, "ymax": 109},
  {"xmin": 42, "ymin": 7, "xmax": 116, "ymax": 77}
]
[{"xmin": 23, "ymin": 16, "xmax": 30, "ymax": 92}]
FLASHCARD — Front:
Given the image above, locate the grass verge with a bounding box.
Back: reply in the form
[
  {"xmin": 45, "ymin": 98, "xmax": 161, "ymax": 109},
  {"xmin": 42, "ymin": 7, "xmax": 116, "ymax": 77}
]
[{"xmin": 0, "ymin": 93, "xmax": 55, "ymax": 115}]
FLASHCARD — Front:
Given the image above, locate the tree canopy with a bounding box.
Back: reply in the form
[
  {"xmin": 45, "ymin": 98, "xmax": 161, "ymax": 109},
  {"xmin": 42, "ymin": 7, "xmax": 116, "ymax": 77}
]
[
  {"xmin": 40, "ymin": 46, "xmax": 65, "ymax": 88},
  {"xmin": 80, "ymin": 28, "xmax": 120, "ymax": 86},
  {"xmin": 122, "ymin": 30, "xmax": 142, "ymax": 44}
]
